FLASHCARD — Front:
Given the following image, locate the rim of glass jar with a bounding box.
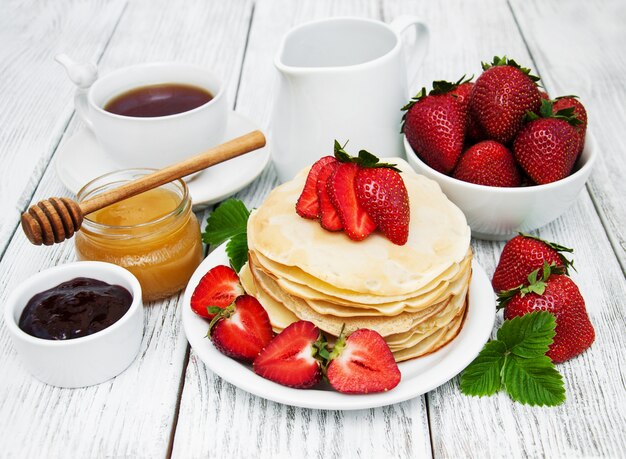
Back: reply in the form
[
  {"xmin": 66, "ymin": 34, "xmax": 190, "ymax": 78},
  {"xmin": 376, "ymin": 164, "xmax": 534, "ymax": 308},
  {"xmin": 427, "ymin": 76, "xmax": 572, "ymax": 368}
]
[{"xmin": 77, "ymin": 168, "xmax": 190, "ymax": 234}]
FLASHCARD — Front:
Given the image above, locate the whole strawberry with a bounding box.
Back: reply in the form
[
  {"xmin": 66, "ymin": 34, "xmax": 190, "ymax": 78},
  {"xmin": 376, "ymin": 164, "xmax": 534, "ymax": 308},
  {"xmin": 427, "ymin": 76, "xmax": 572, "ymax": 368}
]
[
  {"xmin": 450, "ymin": 78, "xmax": 483, "ymax": 143},
  {"xmin": 469, "ymin": 56, "xmax": 541, "ymax": 144},
  {"xmin": 492, "ymin": 233, "xmax": 574, "ymax": 292},
  {"xmin": 513, "ymin": 99, "xmax": 582, "ymax": 184},
  {"xmin": 453, "ymin": 140, "xmax": 521, "ymax": 187},
  {"xmin": 499, "ymin": 264, "xmax": 594, "ymax": 363},
  {"xmin": 553, "ymin": 96, "xmax": 587, "ymax": 155},
  {"xmin": 402, "ymin": 79, "xmax": 467, "ymax": 173}
]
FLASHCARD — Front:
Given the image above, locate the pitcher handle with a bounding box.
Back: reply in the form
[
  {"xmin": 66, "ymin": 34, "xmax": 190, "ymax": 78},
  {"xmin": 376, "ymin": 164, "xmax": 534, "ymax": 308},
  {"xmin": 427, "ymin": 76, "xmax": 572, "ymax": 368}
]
[{"xmin": 390, "ymin": 16, "xmax": 429, "ymax": 87}]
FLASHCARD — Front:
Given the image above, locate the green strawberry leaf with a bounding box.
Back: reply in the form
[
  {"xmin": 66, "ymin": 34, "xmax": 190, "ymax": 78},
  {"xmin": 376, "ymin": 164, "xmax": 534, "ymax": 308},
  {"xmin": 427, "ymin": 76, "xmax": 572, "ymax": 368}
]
[
  {"xmin": 333, "ymin": 140, "xmax": 400, "ymax": 171},
  {"xmin": 502, "ymin": 354, "xmax": 565, "ymax": 406},
  {"xmin": 202, "ymin": 199, "xmax": 250, "ymax": 246},
  {"xmin": 497, "ymin": 312, "xmax": 556, "ymax": 358},
  {"xmin": 460, "ymin": 311, "xmax": 565, "ymax": 407},
  {"xmin": 460, "ymin": 340, "xmax": 507, "ymax": 396},
  {"xmin": 202, "ymin": 199, "xmax": 251, "ymax": 273},
  {"xmin": 226, "ymin": 232, "xmax": 249, "ymax": 273}
]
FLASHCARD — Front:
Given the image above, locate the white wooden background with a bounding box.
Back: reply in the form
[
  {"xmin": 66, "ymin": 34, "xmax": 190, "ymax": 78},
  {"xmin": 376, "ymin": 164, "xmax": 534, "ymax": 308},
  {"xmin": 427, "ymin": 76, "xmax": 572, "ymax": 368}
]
[{"xmin": 1, "ymin": 0, "xmax": 625, "ymax": 457}]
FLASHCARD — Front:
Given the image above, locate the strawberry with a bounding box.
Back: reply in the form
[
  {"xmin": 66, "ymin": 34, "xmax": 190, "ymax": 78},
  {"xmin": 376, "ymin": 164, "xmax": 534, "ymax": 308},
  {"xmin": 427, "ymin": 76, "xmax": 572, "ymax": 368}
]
[
  {"xmin": 328, "ymin": 162, "xmax": 376, "ymax": 241},
  {"xmin": 450, "ymin": 79, "xmax": 484, "ymax": 144},
  {"xmin": 316, "ymin": 161, "xmax": 343, "ymax": 231},
  {"xmin": 208, "ymin": 294, "xmax": 273, "ymax": 362},
  {"xmin": 539, "ymin": 90, "xmax": 550, "ymax": 100},
  {"xmin": 402, "ymin": 79, "xmax": 467, "ymax": 173},
  {"xmin": 492, "ymin": 233, "xmax": 574, "ymax": 292},
  {"xmin": 499, "ymin": 264, "xmax": 594, "ymax": 363},
  {"xmin": 513, "ymin": 99, "xmax": 582, "ymax": 184},
  {"xmin": 296, "ymin": 156, "xmax": 337, "ymax": 219},
  {"xmin": 326, "ymin": 327, "xmax": 401, "ymax": 394},
  {"xmin": 453, "ymin": 140, "xmax": 521, "ymax": 187},
  {"xmin": 553, "ymin": 96, "xmax": 587, "ymax": 155},
  {"xmin": 191, "ymin": 265, "xmax": 244, "ymax": 319},
  {"xmin": 355, "ymin": 167, "xmax": 410, "ymax": 245},
  {"xmin": 253, "ymin": 321, "xmax": 325, "ymax": 388},
  {"xmin": 469, "ymin": 56, "xmax": 541, "ymax": 144}
]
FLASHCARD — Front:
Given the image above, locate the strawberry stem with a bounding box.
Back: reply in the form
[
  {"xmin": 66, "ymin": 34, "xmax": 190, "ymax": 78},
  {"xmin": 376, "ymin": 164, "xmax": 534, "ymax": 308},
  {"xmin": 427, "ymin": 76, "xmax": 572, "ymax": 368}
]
[
  {"xmin": 496, "ymin": 261, "xmax": 560, "ymax": 310},
  {"xmin": 333, "ymin": 140, "xmax": 401, "ymax": 172},
  {"xmin": 207, "ymin": 302, "xmax": 235, "ymax": 336},
  {"xmin": 481, "ymin": 55, "xmax": 540, "ymax": 82}
]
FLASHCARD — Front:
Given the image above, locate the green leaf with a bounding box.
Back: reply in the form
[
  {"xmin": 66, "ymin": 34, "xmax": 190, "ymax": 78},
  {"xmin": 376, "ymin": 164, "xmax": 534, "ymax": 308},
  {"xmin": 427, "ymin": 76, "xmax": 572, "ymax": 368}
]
[
  {"xmin": 226, "ymin": 232, "xmax": 249, "ymax": 272},
  {"xmin": 202, "ymin": 199, "xmax": 250, "ymax": 246},
  {"xmin": 497, "ymin": 312, "xmax": 556, "ymax": 358},
  {"xmin": 460, "ymin": 340, "xmax": 507, "ymax": 396},
  {"xmin": 502, "ymin": 355, "xmax": 565, "ymax": 406}
]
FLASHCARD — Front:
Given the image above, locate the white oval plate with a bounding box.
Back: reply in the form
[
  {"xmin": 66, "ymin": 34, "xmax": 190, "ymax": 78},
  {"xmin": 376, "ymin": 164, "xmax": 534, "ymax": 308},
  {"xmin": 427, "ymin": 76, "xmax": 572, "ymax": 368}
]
[
  {"xmin": 55, "ymin": 111, "xmax": 270, "ymax": 208},
  {"xmin": 182, "ymin": 245, "xmax": 495, "ymax": 410}
]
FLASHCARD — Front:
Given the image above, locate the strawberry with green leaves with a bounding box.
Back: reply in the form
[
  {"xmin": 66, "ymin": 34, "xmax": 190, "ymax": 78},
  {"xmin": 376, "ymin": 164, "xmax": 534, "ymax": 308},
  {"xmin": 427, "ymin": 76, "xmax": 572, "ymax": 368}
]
[
  {"xmin": 332, "ymin": 142, "xmax": 410, "ymax": 245},
  {"xmin": 402, "ymin": 79, "xmax": 468, "ymax": 173},
  {"xmin": 498, "ymin": 263, "xmax": 595, "ymax": 363},
  {"xmin": 553, "ymin": 95, "xmax": 588, "ymax": 155},
  {"xmin": 208, "ymin": 294, "xmax": 274, "ymax": 362},
  {"xmin": 514, "ymin": 99, "xmax": 582, "ymax": 184},
  {"xmin": 326, "ymin": 327, "xmax": 401, "ymax": 394},
  {"xmin": 492, "ymin": 233, "xmax": 574, "ymax": 292},
  {"xmin": 469, "ymin": 56, "xmax": 542, "ymax": 144},
  {"xmin": 190, "ymin": 265, "xmax": 244, "ymax": 319}
]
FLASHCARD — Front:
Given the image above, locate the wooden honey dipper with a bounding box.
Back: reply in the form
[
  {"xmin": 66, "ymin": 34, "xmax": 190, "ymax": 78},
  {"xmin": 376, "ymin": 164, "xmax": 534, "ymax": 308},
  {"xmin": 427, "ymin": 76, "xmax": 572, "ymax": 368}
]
[{"xmin": 22, "ymin": 130, "xmax": 266, "ymax": 246}]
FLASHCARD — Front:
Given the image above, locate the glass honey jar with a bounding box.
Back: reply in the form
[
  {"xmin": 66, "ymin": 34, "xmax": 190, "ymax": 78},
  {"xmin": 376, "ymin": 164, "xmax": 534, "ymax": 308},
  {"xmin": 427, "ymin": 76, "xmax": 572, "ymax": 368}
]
[{"xmin": 75, "ymin": 169, "xmax": 204, "ymax": 302}]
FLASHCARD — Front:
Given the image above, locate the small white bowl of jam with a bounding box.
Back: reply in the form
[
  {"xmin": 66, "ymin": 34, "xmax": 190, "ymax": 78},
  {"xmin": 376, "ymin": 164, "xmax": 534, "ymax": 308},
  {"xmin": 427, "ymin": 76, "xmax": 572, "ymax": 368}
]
[{"xmin": 4, "ymin": 261, "xmax": 143, "ymax": 388}]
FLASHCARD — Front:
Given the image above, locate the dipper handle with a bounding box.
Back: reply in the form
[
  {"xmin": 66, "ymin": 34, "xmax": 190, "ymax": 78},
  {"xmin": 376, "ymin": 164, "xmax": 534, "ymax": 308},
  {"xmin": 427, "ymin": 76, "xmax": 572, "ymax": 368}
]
[{"xmin": 21, "ymin": 130, "xmax": 266, "ymax": 245}]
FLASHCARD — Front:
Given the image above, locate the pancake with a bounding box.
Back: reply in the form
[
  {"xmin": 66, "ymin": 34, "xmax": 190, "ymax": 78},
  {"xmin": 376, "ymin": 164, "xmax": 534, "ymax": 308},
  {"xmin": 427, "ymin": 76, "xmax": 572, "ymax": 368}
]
[
  {"xmin": 239, "ymin": 263, "xmax": 298, "ymax": 332},
  {"xmin": 248, "ymin": 158, "xmax": 471, "ymax": 296},
  {"xmin": 249, "ymin": 258, "xmax": 467, "ymax": 339},
  {"xmin": 251, "ymin": 248, "xmax": 472, "ymax": 307}
]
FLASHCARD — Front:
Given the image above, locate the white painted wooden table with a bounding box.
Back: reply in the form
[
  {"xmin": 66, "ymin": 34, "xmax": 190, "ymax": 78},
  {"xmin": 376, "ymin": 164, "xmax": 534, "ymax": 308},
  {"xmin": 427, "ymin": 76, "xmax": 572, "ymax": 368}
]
[{"xmin": 1, "ymin": 1, "xmax": 625, "ymax": 457}]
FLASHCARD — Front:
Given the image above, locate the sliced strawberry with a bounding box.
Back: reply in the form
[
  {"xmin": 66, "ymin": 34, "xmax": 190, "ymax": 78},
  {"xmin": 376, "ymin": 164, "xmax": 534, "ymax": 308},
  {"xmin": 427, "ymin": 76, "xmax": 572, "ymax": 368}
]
[
  {"xmin": 208, "ymin": 294, "xmax": 273, "ymax": 362},
  {"xmin": 355, "ymin": 168, "xmax": 410, "ymax": 245},
  {"xmin": 190, "ymin": 265, "xmax": 244, "ymax": 319},
  {"xmin": 316, "ymin": 161, "xmax": 343, "ymax": 231},
  {"xmin": 253, "ymin": 320, "xmax": 324, "ymax": 388},
  {"xmin": 296, "ymin": 156, "xmax": 337, "ymax": 219},
  {"xmin": 327, "ymin": 163, "xmax": 376, "ymax": 241},
  {"xmin": 326, "ymin": 328, "xmax": 401, "ymax": 394}
]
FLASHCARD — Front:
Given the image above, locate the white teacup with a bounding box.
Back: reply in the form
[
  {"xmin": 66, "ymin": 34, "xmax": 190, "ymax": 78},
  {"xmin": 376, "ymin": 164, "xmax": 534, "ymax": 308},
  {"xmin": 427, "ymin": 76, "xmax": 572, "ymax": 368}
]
[
  {"xmin": 58, "ymin": 57, "xmax": 228, "ymax": 169},
  {"xmin": 272, "ymin": 16, "xmax": 429, "ymax": 182}
]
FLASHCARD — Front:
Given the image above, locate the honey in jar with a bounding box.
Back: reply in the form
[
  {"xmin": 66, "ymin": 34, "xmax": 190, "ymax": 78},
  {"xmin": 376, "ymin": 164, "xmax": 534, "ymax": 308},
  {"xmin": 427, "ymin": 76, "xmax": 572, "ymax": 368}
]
[{"xmin": 75, "ymin": 169, "xmax": 203, "ymax": 301}]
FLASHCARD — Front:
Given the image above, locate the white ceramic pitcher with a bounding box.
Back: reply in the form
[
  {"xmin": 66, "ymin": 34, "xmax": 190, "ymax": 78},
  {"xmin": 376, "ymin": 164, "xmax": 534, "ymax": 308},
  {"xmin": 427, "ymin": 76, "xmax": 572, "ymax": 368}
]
[{"xmin": 271, "ymin": 16, "xmax": 429, "ymax": 182}]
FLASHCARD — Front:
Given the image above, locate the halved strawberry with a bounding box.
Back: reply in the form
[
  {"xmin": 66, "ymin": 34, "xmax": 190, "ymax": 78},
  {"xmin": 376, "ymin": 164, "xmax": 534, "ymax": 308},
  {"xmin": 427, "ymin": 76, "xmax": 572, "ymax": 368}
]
[
  {"xmin": 253, "ymin": 320, "xmax": 325, "ymax": 388},
  {"xmin": 296, "ymin": 156, "xmax": 337, "ymax": 219},
  {"xmin": 355, "ymin": 168, "xmax": 410, "ymax": 245},
  {"xmin": 190, "ymin": 265, "xmax": 244, "ymax": 319},
  {"xmin": 316, "ymin": 161, "xmax": 343, "ymax": 231},
  {"xmin": 208, "ymin": 294, "xmax": 273, "ymax": 362},
  {"xmin": 326, "ymin": 328, "xmax": 401, "ymax": 394},
  {"xmin": 328, "ymin": 163, "xmax": 376, "ymax": 241}
]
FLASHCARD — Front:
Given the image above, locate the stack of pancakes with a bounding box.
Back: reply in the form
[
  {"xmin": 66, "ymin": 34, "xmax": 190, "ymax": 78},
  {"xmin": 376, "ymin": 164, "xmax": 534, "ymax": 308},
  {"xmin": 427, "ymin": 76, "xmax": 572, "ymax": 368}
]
[{"xmin": 240, "ymin": 158, "xmax": 472, "ymax": 362}]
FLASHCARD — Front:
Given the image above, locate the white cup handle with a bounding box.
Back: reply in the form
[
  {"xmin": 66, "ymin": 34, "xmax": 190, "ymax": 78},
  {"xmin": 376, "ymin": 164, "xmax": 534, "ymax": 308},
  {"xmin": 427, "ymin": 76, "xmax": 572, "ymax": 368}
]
[
  {"xmin": 74, "ymin": 89, "xmax": 94, "ymax": 131},
  {"xmin": 390, "ymin": 15, "xmax": 430, "ymax": 88}
]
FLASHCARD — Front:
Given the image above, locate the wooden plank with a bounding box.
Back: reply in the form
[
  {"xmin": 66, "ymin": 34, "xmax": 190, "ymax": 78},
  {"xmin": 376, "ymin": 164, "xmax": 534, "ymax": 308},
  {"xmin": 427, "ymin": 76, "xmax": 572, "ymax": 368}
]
[
  {"xmin": 171, "ymin": 1, "xmax": 433, "ymax": 458},
  {"xmin": 0, "ymin": 1, "xmax": 253, "ymax": 458},
  {"xmin": 508, "ymin": 0, "xmax": 626, "ymax": 272},
  {"xmin": 382, "ymin": 0, "xmax": 626, "ymax": 457},
  {"xmin": 0, "ymin": 0, "xmax": 127, "ymax": 258}
]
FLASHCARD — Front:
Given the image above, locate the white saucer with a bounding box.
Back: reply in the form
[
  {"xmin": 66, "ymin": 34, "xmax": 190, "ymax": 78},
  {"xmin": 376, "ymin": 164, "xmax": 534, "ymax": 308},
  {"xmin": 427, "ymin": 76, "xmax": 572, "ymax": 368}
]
[
  {"xmin": 55, "ymin": 111, "xmax": 270, "ymax": 207},
  {"xmin": 182, "ymin": 244, "xmax": 496, "ymax": 411}
]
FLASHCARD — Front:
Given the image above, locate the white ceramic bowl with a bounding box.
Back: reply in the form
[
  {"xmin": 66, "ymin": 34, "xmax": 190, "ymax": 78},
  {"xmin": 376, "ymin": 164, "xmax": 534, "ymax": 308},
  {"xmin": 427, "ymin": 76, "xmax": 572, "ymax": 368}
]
[
  {"xmin": 4, "ymin": 261, "xmax": 143, "ymax": 388},
  {"xmin": 404, "ymin": 134, "xmax": 597, "ymax": 240}
]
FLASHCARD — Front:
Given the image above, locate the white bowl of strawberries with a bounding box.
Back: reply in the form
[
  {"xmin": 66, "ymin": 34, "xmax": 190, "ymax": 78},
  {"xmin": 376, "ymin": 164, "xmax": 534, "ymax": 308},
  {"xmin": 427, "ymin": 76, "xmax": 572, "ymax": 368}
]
[{"xmin": 403, "ymin": 57, "xmax": 597, "ymax": 240}]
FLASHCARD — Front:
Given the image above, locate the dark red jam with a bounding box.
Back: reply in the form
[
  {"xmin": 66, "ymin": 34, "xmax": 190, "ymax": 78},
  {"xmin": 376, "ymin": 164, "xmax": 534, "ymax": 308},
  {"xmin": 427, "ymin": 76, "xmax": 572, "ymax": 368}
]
[{"xmin": 18, "ymin": 277, "xmax": 133, "ymax": 340}]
